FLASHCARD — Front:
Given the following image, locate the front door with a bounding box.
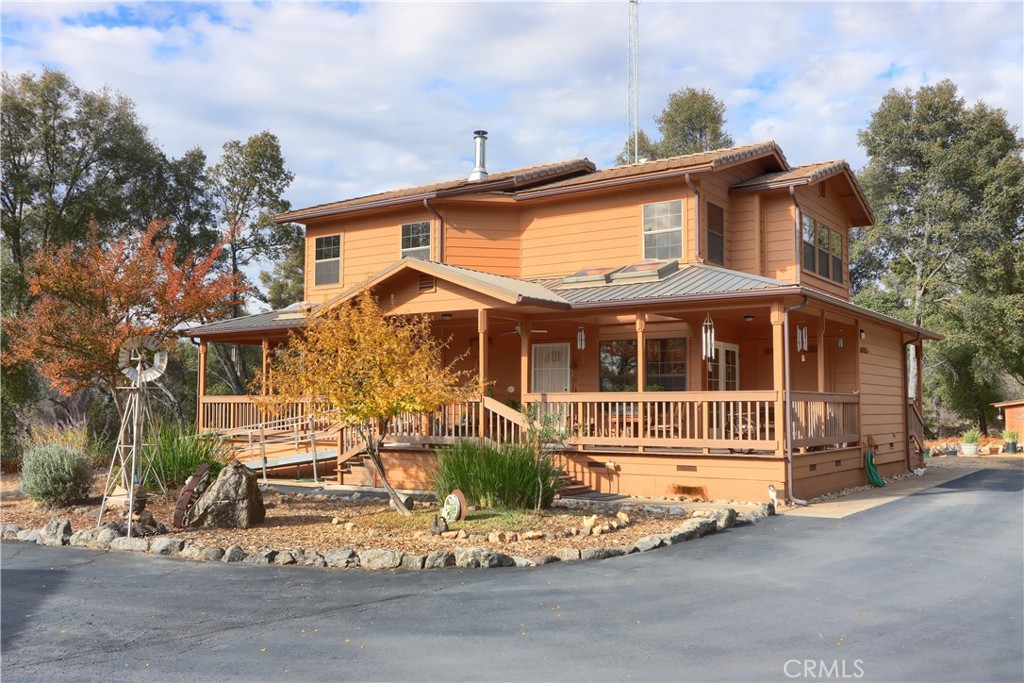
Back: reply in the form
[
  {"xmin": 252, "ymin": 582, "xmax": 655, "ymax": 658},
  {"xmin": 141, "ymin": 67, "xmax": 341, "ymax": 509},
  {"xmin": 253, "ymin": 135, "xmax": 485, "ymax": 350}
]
[
  {"xmin": 532, "ymin": 342, "xmax": 571, "ymax": 393},
  {"xmin": 708, "ymin": 342, "xmax": 740, "ymax": 391}
]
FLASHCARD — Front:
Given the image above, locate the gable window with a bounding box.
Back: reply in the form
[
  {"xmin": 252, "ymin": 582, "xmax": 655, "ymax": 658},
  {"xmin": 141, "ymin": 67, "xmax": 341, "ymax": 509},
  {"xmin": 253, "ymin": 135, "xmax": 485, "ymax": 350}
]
[
  {"xmin": 801, "ymin": 214, "xmax": 844, "ymax": 284},
  {"xmin": 599, "ymin": 338, "xmax": 687, "ymax": 391},
  {"xmin": 401, "ymin": 221, "xmax": 431, "ymax": 260},
  {"xmin": 643, "ymin": 200, "xmax": 682, "ymax": 261},
  {"xmin": 314, "ymin": 235, "xmax": 341, "ymax": 286},
  {"xmin": 707, "ymin": 203, "xmax": 725, "ymax": 266}
]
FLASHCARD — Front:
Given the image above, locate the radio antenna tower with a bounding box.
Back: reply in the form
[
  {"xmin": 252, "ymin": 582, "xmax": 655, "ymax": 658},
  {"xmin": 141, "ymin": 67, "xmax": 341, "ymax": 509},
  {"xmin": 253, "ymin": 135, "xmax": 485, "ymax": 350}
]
[{"xmin": 627, "ymin": 0, "xmax": 640, "ymax": 164}]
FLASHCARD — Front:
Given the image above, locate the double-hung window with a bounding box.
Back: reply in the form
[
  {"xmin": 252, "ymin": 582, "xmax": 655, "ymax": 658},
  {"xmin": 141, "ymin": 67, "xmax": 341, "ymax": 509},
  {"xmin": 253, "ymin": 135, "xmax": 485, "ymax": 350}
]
[
  {"xmin": 314, "ymin": 235, "xmax": 341, "ymax": 286},
  {"xmin": 707, "ymin": 202, "xmax": 725, "ymax": 266},
  {"xmin": 802, "ymin": 215, "xmax": 844, "ymax": 284},
  {"xmin": 401, "ymin": 221, "xmax": 431, "ymax": 260},
  {"xmin": 642, "ymin": 200, "xmax": 683, "ymax": 261}
]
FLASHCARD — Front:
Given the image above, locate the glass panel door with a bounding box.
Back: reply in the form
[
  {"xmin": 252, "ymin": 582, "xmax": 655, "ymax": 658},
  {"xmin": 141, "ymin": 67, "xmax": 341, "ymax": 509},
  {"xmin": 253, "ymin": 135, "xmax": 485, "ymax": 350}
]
[{"xmin": 532, "ymin": 342, "xmax": 571, "ymax": 393}]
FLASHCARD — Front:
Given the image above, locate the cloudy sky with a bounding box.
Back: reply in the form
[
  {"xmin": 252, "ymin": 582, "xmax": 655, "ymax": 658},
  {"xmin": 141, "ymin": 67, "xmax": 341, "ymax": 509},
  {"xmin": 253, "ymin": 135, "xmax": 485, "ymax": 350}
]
[{"xmin": 3, "ymin": 1, "xmax": 1022, "ymax": 213}]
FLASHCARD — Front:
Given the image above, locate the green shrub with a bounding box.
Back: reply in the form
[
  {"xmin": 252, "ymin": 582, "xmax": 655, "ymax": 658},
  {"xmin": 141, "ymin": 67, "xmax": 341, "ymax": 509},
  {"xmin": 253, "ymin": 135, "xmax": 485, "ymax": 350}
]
[
  {"xmin": 432, "ymin": 440, "xmax": 560, "ymax": 510},
  {"xmin": 150, "ymin": 423, "xmax": 232, "ymax": 489},
  {"xmin": 20, "ymin": 444, "xmax": 93, "ymax": 507},
  {"xmin": 24, "ymin": 419, "xmax": 110, "ymax": 469},
  {"xmin": 962, "ymin": 428, "xmax": 981, "ymax": 444}
]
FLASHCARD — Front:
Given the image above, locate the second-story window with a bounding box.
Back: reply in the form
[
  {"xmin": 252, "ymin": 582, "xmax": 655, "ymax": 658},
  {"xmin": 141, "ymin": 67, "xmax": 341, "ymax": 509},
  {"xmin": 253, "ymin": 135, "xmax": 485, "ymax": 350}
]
[
  {"xmin": 314, "ymin": 235, "xmax": 341, "ymax": 286},
  {"xmin": 707, "ymin": 203, "xmax": 724, "ymax": 266},
  {"xmin": 802, "ymin": 214, "xmax": 844, "ymax": 284},
  {"xmin": 642, "ymin": 199, "xmax": 682, "ymax": 261},
  {"xmin": 401, "ymin": 221, "xmax": 431, "ymax": 260}
]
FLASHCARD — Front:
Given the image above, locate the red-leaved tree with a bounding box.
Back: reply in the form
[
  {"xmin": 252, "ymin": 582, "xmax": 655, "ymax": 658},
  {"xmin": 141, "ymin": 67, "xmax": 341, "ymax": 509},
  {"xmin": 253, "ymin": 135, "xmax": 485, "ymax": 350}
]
[{"xmin": 3, "ymin": 220, "xmax": 245, "ymax": 411}]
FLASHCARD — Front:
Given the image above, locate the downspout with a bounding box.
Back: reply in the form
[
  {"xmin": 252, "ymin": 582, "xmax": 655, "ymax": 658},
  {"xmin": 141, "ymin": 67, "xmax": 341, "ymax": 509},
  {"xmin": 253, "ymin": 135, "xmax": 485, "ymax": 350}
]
[
  {"xmin": 790, "ymin": 187, "xmax": 802, "ymax": 286},
  {"xmin": 423, "ymin": 198, "xmax": 445, "ymax": 263},
  {"xmin": 783, "ymin": 295, "xmax": 810, "ymax": 505},
  {"xmin": 903, "ymin": 331, "xmax": 923, "ymax": 470},
  {"xmin": 684, "ymin": 173, "xmax": 703, "ymax": 264}
]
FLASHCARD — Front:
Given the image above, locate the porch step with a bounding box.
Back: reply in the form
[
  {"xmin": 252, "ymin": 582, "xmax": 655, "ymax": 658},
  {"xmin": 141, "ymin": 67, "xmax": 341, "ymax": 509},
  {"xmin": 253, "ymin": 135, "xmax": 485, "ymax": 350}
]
[{"xmin": 556, "ymin": 475, "xmax": 592, "ymax": 497}]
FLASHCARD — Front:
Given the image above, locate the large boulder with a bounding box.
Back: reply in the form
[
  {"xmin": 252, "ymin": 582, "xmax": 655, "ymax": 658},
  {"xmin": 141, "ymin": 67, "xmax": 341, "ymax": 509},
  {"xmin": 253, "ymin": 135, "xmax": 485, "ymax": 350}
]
[{"xmin": 186, "ymin": 462, "xmax": 265, "ymax": 529}]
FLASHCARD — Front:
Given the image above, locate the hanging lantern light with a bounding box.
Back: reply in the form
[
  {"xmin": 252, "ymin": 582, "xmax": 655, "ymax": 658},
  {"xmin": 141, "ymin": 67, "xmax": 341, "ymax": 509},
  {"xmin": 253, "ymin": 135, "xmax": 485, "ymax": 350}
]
[
  {"xmin": 576, "ymin": 324, "xmax": 586, "ymax": 351},
  {"xmin": 702, "ymin": 314, "xmax": 716, "ymax": 361},
  {"xmin": 796, "ymin": 324, "xmax": 809, "ymax": 352}
]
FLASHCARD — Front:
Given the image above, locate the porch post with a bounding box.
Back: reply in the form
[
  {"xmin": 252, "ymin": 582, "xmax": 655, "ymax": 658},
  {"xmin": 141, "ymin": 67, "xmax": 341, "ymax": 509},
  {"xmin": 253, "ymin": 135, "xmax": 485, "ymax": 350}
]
[
  {"xmin": 261, "ymin": 337, "xmax": 270, "ymax": 396},
  {"xmin": 519, "ymin": 321, "xmax": 531, "ymax": 399},
  {"xmin": 817, "ymin": 311, "xmax": 826, "ymax": 392},
  {"xmin": 635, "ymin": 311, "xmax": 647, "ymax": 391},
  {"xmin": 478, "ymin": 308, "xmax": 489, "ymax": 438},
  {"xmin": 771, "ymin": 303, "xmax": 786, "ymax": 458},
  {"xmin": 197, "ymin": 341, "xmax": 208, "ymax": 430}
]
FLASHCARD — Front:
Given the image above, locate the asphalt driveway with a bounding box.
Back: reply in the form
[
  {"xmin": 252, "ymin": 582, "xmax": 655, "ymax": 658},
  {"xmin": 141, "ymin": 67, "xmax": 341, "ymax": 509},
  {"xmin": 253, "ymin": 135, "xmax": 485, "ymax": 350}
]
[{"xmin": 2, "ymin": 467, "xmax": 1022, "ymax": 682}]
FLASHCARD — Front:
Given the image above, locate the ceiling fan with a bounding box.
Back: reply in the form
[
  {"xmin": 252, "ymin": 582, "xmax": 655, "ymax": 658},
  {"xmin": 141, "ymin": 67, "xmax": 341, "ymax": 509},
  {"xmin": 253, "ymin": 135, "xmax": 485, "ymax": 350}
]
[{"xmin": 499, "ymin": 323, "xmax": 549, "ymax": 336}]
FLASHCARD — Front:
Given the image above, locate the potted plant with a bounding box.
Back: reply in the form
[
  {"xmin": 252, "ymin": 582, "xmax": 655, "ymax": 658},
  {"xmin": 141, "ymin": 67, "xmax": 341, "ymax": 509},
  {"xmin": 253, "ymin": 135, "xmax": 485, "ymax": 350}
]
[
  {"xmin": 961, "ymin": 429, "xmax": 981, "ymax": 457},
  {"xmin": 1004, "ymin": 429, "xmax": 1019, "ymax": 455}
]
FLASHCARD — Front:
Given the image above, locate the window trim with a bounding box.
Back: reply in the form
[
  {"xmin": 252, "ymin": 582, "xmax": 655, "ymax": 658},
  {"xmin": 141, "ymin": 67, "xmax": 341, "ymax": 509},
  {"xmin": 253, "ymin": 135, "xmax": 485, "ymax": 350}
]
[
  {"xmin": 401, "ymin": 220, "xmax": 432, "ymax": 260},
  {"xmin": 642, "ymin": 199, "xmax": 684, "ymax": 261},
  {"xmin": 706, "ymin": 202, "xmax": 725, "ymax": 266},
  {"xmin": 801, "ymin": 214, "xmax": 845, "ymax": 285},
  {"xmin": 313, "ymin": 234, "xmax": 341, "ymax": 287}
]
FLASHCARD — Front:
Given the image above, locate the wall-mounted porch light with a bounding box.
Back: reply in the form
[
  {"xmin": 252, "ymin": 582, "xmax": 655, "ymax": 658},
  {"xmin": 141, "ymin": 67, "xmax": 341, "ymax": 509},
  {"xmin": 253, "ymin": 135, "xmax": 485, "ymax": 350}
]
[
  {"xmin": 577, "ymin": 324, "xmax": 586, "ymax": 350},
  {"xmin": 860, "ymin": 329, "xmax": 866, "ymax": 340},
  {"xmin": 743, "ymin": 315, "xmax": 755, "ymax": 322}
]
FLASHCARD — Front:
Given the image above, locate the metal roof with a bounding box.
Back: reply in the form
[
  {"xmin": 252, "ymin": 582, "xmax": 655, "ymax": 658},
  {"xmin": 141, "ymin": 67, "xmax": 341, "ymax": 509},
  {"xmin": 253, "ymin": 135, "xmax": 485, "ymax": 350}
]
[
  {"xmin": 183, "ymin": 309, "xmax": 309, "ymax": 337},
  {"xmin": 543, "ymin": 263, "xmax": 792, "ymax": 305}
]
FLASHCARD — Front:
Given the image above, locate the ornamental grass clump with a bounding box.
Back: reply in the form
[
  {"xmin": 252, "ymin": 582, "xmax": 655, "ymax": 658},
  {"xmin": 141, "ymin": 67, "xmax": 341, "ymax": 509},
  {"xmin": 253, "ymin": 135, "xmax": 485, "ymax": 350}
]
[
  {"xmin": 20, "ymin": 444, "xmax": 92, "ymax": 508},
  {"xmin": 962, "ymin": 428, "xmax": 981, "ymax": 444},
  {"xmin": 432, "ymin": 440, "xmax": 560, "ymax": 510},
  {"xmin": 151, "ymin": 423, "xmax": 232, "ymax": 489}
]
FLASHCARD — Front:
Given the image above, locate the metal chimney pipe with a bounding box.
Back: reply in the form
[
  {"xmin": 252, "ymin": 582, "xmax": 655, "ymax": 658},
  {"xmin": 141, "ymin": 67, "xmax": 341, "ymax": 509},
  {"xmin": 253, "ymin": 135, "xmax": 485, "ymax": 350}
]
[{"xmin": 468, "ymin": 130, "xmax": 488, "ymax": 181}]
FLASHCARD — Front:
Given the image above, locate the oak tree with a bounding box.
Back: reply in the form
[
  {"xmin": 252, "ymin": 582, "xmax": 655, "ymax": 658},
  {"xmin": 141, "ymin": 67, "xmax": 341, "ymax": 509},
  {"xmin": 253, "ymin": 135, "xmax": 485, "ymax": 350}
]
[{"xmin": 617, "ymin": 87, "xmax": 734, "ymax": 164}]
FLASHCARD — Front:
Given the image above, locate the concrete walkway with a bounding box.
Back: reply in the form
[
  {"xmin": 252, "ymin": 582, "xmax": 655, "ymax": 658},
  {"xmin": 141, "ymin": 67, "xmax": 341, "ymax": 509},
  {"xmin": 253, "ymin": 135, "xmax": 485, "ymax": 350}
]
[{"xmin": 781, "ymin": 454, "xmax": 1023, "ymax": 519}]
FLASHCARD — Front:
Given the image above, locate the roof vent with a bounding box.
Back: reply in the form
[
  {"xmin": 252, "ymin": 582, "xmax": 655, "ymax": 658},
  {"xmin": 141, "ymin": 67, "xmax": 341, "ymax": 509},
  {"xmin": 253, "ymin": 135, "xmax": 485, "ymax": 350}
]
[{"xmin": 468, "ymin": 130, "xmax": 488, "ymax": 181}]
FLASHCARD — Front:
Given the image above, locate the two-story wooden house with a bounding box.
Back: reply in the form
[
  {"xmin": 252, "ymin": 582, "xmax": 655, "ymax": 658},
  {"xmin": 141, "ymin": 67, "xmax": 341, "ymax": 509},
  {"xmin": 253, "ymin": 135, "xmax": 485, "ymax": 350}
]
[{"xmin": 189, "ymin": 134, "xmax": 936, "ymax": 503}]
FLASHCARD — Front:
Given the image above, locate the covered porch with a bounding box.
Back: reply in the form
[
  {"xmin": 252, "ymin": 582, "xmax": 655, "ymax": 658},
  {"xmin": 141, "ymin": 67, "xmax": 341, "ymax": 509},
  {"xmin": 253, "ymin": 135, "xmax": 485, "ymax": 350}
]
[{"xmin": 188, "ymin": 260, "xmax": 887, "ymax": 501}]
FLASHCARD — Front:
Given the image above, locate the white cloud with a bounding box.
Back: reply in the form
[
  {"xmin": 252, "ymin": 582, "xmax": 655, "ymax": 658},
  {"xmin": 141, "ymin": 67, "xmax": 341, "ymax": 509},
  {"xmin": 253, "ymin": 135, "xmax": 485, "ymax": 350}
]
[{"xmin": 2, "ymin": 0, "xmax": 1021, "ymax": 210}]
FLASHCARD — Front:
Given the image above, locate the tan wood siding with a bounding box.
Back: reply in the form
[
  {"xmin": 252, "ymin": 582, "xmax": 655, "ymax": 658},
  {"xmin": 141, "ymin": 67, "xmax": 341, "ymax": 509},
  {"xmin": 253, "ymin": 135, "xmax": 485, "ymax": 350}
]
[
  {"xmin": 304, "ymin": 208, "xmax": 436, "ymax": 303},
  {"xmin": 442, "ymin": 204, "xmax": 521, "ymax": 277},
  {"xmin": 858, "ymin": 321, "xmax": 908, "ymax": 473},
  {"xmin": 762, "ymin": 192, "xmax": 797, "ymax": 283},
  {"xmin": 729, "ymin": 194, "xmax": 759, "ymax": 273},
  {"xmin": 520, "ymin": 184, "xmax": 695, "ymax": 279},
  {"xmin": 557, "ymin": 452, "xmax": 785, "ymax": 502}
]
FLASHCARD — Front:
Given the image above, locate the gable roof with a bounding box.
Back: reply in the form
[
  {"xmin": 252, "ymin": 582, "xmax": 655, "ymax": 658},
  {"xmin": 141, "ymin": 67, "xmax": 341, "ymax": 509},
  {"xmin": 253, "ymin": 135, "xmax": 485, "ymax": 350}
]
[
  {"xmin": 277, "ymin": 158, "xmax": 596, "ymax": 223},
  {"xmin": 513, "ymin": 141, "xmax": 789, "ymax": 198},
  {"xmin": 732, "ymin": 160, "xmax": 874, "ymax": 225},
  {"xmin": 320, "ymin": 257, "xmax": 571, "ymax": 311}
]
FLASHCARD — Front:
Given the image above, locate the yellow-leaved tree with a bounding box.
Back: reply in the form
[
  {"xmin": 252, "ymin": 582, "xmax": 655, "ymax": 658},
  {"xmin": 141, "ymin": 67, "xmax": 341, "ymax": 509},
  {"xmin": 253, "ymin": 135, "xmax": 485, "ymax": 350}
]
[{"xmin": 257, "ymin": 291, "xmax": 477, "ymax": 515}]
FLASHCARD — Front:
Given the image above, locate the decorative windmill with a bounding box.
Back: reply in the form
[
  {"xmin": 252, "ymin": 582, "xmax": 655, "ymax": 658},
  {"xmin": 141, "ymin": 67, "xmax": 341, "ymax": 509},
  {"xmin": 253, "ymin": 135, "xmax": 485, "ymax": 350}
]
[{"xmin": 98, "ymin": 335, "xmax": 169, "ymax": 536}]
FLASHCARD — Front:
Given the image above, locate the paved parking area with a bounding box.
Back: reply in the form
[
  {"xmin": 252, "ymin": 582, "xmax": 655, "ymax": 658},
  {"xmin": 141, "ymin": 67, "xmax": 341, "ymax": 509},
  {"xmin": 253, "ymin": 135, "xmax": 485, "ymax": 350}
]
[{"xmin": 2, "ymin": 465, "xmax": 1022, "ymax": 682}]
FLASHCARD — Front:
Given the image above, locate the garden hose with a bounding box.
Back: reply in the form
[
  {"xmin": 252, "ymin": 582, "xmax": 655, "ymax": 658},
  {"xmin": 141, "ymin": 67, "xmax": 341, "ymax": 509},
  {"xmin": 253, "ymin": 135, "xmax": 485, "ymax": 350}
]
[{"xmin": 866, "ymin": 450, "xmax": 886, "ymax": 488}]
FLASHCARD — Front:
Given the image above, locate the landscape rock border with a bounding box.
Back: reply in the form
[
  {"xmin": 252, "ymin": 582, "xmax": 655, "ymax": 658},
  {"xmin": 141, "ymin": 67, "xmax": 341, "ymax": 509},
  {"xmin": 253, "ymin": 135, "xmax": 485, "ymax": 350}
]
[{"xmin": 0, "ymin": 500, "xmax": 772, "ymax": 572}]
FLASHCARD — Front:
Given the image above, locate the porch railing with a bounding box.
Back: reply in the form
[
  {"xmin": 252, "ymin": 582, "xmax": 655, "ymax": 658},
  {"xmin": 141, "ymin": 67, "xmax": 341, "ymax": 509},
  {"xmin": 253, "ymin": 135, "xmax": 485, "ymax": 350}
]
[
  {"xmin": 522, "ymin": 391, "xmax": 780, "ymax": 451},
  {"xmin": 789, "ymin": 392, "xmax": 860, "ymax": 448},
  {"xmin": 200, "ymin": 391, "xmax": 859, "ymax": 455}
]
